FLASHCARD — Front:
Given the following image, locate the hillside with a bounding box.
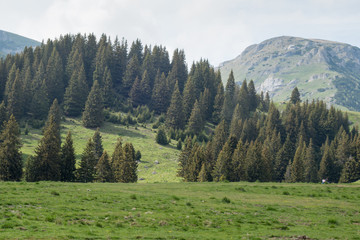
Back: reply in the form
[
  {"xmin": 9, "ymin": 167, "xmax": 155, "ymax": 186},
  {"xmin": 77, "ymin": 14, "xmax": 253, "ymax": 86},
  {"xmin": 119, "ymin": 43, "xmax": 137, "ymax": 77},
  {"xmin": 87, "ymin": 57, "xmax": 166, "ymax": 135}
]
[
  {"xmin": 219, "ymin": 36, "xmax": 360, "ymax": 111},
  {"xmin": 0, "ymin": 30, "xmax": 40, "ymax": 58}
]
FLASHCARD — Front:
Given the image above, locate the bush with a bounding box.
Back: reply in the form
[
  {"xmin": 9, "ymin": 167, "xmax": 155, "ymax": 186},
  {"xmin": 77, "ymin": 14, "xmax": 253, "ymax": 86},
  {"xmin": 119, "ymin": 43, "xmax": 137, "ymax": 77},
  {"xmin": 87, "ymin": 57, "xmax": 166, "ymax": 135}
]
[
  {"xmin": 135, "ymin": 150, "xmax": 142, "ymax": 161},
  {"xmin": 156, "ymin": 128, "xmax": 168, "ymax": 145},
  {"xmin": 176, "ymin": 140, "xmax": 182, "ymax": 150}
]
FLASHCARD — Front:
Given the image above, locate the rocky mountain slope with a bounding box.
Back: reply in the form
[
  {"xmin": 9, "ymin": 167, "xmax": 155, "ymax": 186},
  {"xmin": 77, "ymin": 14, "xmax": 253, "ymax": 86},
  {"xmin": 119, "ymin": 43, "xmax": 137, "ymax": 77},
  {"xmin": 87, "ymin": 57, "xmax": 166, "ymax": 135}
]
[
  {"xmin": 219, "ymin": 36, "xmax": 360, "ymax": 111},
  {"xmin": 0, "ymin": 30, "xmax": 40, "ymax": 58}
]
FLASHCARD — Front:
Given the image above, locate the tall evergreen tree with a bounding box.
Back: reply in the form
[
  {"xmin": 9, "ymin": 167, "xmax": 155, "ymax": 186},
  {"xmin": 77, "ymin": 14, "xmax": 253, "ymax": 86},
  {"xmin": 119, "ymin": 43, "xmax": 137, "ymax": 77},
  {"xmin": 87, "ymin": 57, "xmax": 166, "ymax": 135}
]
[
  {"xmin": 290, "ymin": 87, "xmax": 301, "ymax": 104},
  {"xmin": 102, "ymin": 66, "xmax": 115, "ymax": 108},
  {"xmin": 247, "ymin": 80, "xmax": 258, "ymax": 112},
  {"xmin": 232, "ymin": 140, "xmax": 248, "ymax": 181},
  {"xmin": 129, "ymin": 76, "xmax": 142, "ymax": 107},
  {"xmin": 339, "ymin": 157, "xmax": 360, "ymax": 183},
  {"xmin": 0, "ymin": 101, "xmax": 8, "ymax": 131},
  {"xmin": 121, "ymin": 143, "xmax": 138, "ymax": 183},
  {"xmin": 303, "ymin": 139, "xmax": 318, "ymax": 182},
  {"xmin": 212, "ymin": 136, "xmax": 237, "ymax": 181},
  {"xmin": 212, "ymin": 81, "xmax": 224, "ymax": 124},
  {"xmin": 45, "ymin": 48, "xmax": 64, "ymax": 103},
  {"xmin": 170, "ymin": 49, "xmax": 188, "ymax": 93},
  {"xmin": 182, "ymin": 76, "xmax": 196, "ymax": 120},
  {"xmin": 290, "ymin": 140, "xmax": 305, "ymax": 182},
  {"xmin": 151, "ymin": 72, "xmax": 170, "ymax": 113},
  {"xmin": 221, "ymin": 70, "xmax": 236, "ymax": 124},
  {"xmin": 111, "ymin": 139, "xmax": 124, "ymax": 182},
  {"xmin": 82, "ymin": 80, "xmax": 104, "ymax": 128},
  {"xmin": 63, "ymin": 63, "xmax": 89, "ymax": 116},
  {"xmin": 7, "ymin": 69, "xmax": 23, "ymax": 120},
  {"xmin": 0, "ymin": 115, "xmax": 22, "ymax": 181},
  {"xmin": 27, "ymin": 115, "xmax": 61, "ymax": 181},
  {"xmin": 122, "ymin": 55, "xmax": 141, "ymax": 95},
  {"xmin": 318, "ymin": 138, "xmax": 335, "ymax": 182},
  {"xmin": 95, "ymin": 151, "xmax": 114, "ymax": 182},
  {"xmin": 92, "ymin": 128, "xmax": 104, "ymax": 160},
  {"xmin": 60, "ymin": 131, "xmax": 76, "ymax": 182},
  {"xmin": 77, "ymin": 138, "xmax": 97, "ymax": 182},
  {"xmin": 187, "ymin": 100, "xmax": 203, "ymax": 135},
  {"xmin": 166, "ymin": 81, "xmax": 185, "ymax": 129}
]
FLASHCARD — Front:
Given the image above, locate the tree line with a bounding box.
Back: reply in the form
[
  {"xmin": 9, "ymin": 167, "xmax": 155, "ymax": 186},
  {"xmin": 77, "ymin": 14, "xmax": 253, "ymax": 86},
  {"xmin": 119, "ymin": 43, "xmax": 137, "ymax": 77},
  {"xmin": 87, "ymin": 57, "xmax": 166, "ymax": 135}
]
[
  {"xmin": 0, "ymin": 99, "xmax": 138, "ymax": 182},
  {"xmin": 177, "ymin": 82, "xmax": 360, "ymax": 183}
]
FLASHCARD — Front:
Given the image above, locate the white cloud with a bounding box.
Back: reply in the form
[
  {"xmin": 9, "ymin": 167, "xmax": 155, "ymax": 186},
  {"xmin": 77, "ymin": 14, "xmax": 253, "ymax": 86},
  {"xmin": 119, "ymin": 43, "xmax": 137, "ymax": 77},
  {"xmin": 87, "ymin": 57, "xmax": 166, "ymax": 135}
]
[{"xmin": 1, "ymin": 0, "xmax": 360, "ymax": 66}]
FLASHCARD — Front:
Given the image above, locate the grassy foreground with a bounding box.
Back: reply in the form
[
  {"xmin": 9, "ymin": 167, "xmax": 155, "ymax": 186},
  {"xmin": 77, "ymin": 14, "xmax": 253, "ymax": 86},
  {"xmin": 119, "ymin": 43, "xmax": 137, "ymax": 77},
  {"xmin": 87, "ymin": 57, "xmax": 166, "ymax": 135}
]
[{"xmin": 0, "ymin": 181, "xmax": 359, "ymax": 239}]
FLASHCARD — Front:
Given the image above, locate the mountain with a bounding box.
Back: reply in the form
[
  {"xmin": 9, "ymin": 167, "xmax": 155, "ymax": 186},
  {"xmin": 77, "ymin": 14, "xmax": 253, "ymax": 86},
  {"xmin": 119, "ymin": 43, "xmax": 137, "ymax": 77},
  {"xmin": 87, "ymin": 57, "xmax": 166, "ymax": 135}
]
[
  {"xmin": 0, "ymin": 30, "xmax": 40, "ymax": 58},
  {"xmin": 218, "ymin": 36, "xmax": 360, "ymax": 111}
]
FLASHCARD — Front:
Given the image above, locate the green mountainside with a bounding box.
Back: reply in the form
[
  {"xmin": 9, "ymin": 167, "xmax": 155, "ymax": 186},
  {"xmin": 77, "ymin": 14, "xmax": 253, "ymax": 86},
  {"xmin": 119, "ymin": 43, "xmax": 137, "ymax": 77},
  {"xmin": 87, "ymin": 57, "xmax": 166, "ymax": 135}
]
[
  {"xmin": 219, "ymin": 36, "xmax": 360, "ymax": 111},
  {"xmin": 0, "ymin": 30, "xmax": 40, "ymax": 58}
]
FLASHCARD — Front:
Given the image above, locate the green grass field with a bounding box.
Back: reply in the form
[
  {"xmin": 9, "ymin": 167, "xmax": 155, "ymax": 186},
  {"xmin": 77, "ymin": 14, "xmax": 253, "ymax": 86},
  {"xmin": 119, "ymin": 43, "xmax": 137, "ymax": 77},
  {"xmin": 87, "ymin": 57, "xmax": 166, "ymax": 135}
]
[
  {"xmin": 0, "ymin": 181, "xmax": 359, "ymax": 239},
  {"xmin": 21, "ymin": 117, "xmax": 181, "ymax": 183}
]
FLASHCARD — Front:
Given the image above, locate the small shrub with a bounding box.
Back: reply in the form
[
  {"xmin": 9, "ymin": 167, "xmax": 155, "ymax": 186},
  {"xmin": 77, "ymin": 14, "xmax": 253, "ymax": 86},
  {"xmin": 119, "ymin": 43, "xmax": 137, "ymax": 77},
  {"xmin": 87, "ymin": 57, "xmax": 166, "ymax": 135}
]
[
  {"xmin": 186, "ymin": 202, "xmax": 192, "ymax": 207},
  {"xmin": 172, "ymin": 195, "xmax": 180, "ymax": 201},
  {"xmin": 282, "ymin": 191, "xmax": 290, "ymax": 195},
  {"xmin": 222, "ymin": 197, "xmax": 231, "ymax": 203},
  {"xmin": 51, "ymin": 191, "xmax": 60, "ymax": 196},
  {"xmin": 130, "ymin": 194, "xmax": 137, "ymax": 200},
  {"xmin": 328, "ymin": 219, "xmax": 339, "ymax": 225},
  {"xmin": 156, "ymin": 128, "xmax": 168, "ymax": 145},
  {"xmin": 135, "ymin": 150, "xmax": 142, "ymax": 161}
]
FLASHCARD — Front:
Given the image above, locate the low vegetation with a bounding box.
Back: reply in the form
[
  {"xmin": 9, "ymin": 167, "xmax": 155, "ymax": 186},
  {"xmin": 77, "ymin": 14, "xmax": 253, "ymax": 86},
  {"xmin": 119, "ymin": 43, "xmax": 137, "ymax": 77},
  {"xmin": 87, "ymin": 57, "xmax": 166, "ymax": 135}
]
[{"xmin": 0, "ymin": 181, "xmax": 359, "ymax": 239}]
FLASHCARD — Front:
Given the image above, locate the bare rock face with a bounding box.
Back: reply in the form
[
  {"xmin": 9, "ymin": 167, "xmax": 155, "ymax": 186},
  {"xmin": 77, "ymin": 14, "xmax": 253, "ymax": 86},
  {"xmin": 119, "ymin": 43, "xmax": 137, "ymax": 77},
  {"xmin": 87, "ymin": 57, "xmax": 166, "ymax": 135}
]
[{"xmin": 219, "ymin": 36, "xmax": 360, "ymax": 111}]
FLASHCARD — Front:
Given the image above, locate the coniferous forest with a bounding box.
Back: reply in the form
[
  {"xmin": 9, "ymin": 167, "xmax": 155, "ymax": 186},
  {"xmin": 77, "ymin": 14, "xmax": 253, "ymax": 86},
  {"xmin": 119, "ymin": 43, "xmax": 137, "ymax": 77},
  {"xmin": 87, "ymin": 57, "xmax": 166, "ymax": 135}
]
[{"xmin": 0, "ymin": 33, "xmax": 359, "ymax": 183}]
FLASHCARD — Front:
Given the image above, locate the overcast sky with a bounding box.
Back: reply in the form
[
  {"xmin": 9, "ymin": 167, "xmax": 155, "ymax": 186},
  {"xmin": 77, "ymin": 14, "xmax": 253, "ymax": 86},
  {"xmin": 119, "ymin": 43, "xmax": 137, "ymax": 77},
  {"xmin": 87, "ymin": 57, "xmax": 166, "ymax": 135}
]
[{"xmin": 1, "ymin": 0, "xmax": 360, "ymax": 66}]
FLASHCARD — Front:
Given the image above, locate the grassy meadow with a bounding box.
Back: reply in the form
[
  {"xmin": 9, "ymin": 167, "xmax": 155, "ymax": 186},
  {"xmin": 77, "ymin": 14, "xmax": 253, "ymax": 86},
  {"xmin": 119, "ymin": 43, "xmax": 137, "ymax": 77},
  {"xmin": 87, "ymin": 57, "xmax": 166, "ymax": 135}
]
[
  {"xmin": 0, "ymin": 181, "xmax": 359, "ymax": 239},
  {"xmin": 20, "ymin": 117, "xmax": 181, "ymax": 183}
]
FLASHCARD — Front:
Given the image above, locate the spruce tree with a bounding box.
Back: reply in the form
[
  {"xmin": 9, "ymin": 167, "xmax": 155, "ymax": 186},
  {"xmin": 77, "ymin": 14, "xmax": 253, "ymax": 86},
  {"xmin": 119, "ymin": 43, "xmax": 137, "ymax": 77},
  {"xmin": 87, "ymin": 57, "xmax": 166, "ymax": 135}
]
[
  {"xmin": 0, "ymin": 115, "xmax": 22, "ymax": 181},
  {"xmin": 45, "ymin": 48, "xmax": 64, "ymax": 103},
  {"xmin": 0, "ymin": 101, "xmax": 8, "ymax": 131},
  {"xmin": 123, "ymin": 55, "xmax": 141, "ymax": 95},
  {"xmin": 177, "ymin": 137, "xmax": 193, "ymax": 178},
  {"xmin": 95, "ymin": 151, "xmax": 114, "ymax": 182},
  {"xmin": 247, "ymin": 80, "xmax": 258, "ymax": 112},
  {"xmin": 303, "ymin": 139, "xmax": 318, "ymax": 182},
  {"xmin": 339, "ymin": 157, "xmax": 360, "ymax": 183},
  {"xmin": 290, "ymin": 87, "xmax": 301, "ymax": 104},
  {"xmin": 166, "ymin": 81, "xmax": 185, "ymax": 129},
  {"xmin": 221, "ymin": 70, "xmax": 236, "ymax": 124},
  {"xmin": 318, "ymin": 138, "xmax": 335, "ymax": 182},
  {"xmin": 111, "ymin": 139, "xmax": 124, "ymax": 181},
  {"xmin": 182, "ymin": 76, "xmax": 196, "ymax": 120},
  {"xmin": 122, "ymin": 143, "xmax": 138, "ymax": 183},
  {"xmin": 186, "ymin": 100, "xmax": 203, "ymax": 135},
  {"xmin": 232, "ymin": 140, "xmax": 248, "ymax": 181},
  {"xmin": 63, "ymin": 63, "xmax": 89, "ymax": 116},
  {"xmin": 27, "ymin": 115, "xmax": 61, "ymax": 181},
  {"xmin": 246, "ymin": 140, "xmax": 264, "ymax": 182},
  {"xmin": 139, "ymin": 70, "xmax": 152, "ymax": 105},
  {"xmin": 151, "ymin": 72, "xmax": 170, "ymax": 114},
  {"xmin": 92, "ymin": 128, "xmax": 104, "ymax": 160},
  {"xmin": 45, "ymin": 99, "xmax": 61, "ymax": 134},
  {"xmin": 77, "ymin": 138, "xmax": 97, "ymax": 182},
  {"xmin": 212, "ymin": 82, "xmax": 224, "ymax": 124},
  {"xmin": 60, "ymin": 131, "xmax": 76, "ymax": 182},
  {"xmin": 238, "ymin": 79, "xmax": 249, "ymax": 118},
  {"xmin": 102, "ymin": 66, "xmax": 115, "ymax": 108},
  {"xmin": 212, "ymin": 136, "xmax": 237, "ymax": 181},
  {"xmin": 274, "ymin": 135, "xmax": 294, "ymax": 182},
  {"xmin": 156, "ymin": 127, "xmax": 169, "ymax": 145},
  {"xmin": 290, "ymin": 140, "xmax": 305, "ymax": 182},
  {"xmin": 129, "ymin": 76, "xmax": 142, "ymax": 107},
  {"xmin": 170, "ymin": 49, "xmax": 188, "ymax": 93},
  {"xmin": 7, "ymin": 69, "xmax": 24, "ymax": 120},
  {"xmin": 82, "ymin": 80, "xmax": 104, "ymax": 128}
]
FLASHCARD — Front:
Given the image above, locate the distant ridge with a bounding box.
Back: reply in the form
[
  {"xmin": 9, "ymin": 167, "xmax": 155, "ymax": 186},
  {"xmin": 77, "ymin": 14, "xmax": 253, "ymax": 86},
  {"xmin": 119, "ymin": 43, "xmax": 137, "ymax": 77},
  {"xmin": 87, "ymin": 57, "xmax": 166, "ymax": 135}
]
[
  {"xmin": 219, "ymin": 36, "xmax": 360, "ymax": 111},
  {"xmin": 0, "ymin": 30, "xmax": 40, "ymax": 58}
]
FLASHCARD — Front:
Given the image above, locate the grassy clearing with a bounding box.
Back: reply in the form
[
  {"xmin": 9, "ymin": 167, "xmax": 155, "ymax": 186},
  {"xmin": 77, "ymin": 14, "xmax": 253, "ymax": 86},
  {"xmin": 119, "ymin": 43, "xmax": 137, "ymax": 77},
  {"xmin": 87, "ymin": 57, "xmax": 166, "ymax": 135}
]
[
  {"xmin": 0, "ymin": 181, "xmax": 359, "ymax": 239},
  {"xmin": 21, "ymin": 117, "xmax": 181, "ymax": 183}
]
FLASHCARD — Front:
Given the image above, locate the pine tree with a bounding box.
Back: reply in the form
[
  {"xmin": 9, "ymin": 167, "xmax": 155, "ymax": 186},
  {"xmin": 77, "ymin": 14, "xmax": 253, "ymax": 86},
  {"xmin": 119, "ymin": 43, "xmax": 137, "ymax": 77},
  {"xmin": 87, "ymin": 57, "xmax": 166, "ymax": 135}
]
[
  {"xmin": 27, "ymin": 115, "xmax": 62, "ymax": 181},
  {"xmin": 187, "ymin": 100, "xmax": 203, "ymax": 135},
  {"xmin": 339, "ymin": 157, "xmax": 360, "ymax": 183},
  {"xmin": 129, "ymin": 76, "xmax": 142, "ymax": 107},
  {"xmin": 102, "ymin": 66, "xmax": 115, "ymax": 108},
  {"xmin": 318, "ymin": 138, "xmax": 335, "ymax": 182},
  {"xmin": 210, "ymin": 120, "xmax": 228, "ymax": 163},
  {"xmin": 92, "ymin": 128, "xmax": 104, "ymax": 160},
  {"xmin": 212, "ymin": 81, "xmax": 224, "ymax": 124},
  {"xmin": 246, "ymin": 140, "xmax": 264, "ymax": 182},
  {"xmin": 274, "ymin": 135, "xmax": 294, "ymax": 182},
  {"xmin": 121, "ymin": 143, "xmax": 138, "ymax": 183},
  {"xmin": 151, "ymin": 72, "xmax": 170, "ymax": 114},
  {"xmin": 156, "ymin": 127, "xmax": 169, "ymax": 145},
  {"xmin": 166, "ymin": 81, "xmax": 185, "ymax": 129},
  {"xmin": 95, "ymin": 151, "xmax": 114, "ymax": 182},
  {"xmin": 182, "ymin": 76, "xmax": 196, "ymax": 120},
  {"xmin": 45, "ymin": 99, "xmax": 61, "ymax": 134},
  {"xmin": 77, "ymin": 138, "xmax": 97, "ymax": 182},
  {"xmin": 232, "ymin": 140, "xmax": 248, "ymax": 181},
  {"xmin": 0, "ymin": 115, "xmax": 22, "ymax": 181},
  {"xmin": 60, "ymin": 131, "xmax": 76, "ymax": 182},
  {"xmin": 63, "ymin": 63, "xmax": 89, "ymax": 116},
  {"xmin": 212, "ymin": 136, "xmax": 237, "ymax": 181},
  {"xmin": 7, "ymin": 69, "xmax": 24, "ymax": 120},
  {"xmin": 238, "ymin": 79, "xmax": 249, "ymax": 118},
  {"xmin": 139, "ymin": 70, "xmax": 152, "ymax": 105},
  {"xmin": 247, "ymin": 80, "xmax": 258, "ymax": 112},
  {"xmin": 177, "ymin": 137, "xmax": 193, "ymax": 178},
  {"xmin": 82, "ymin": 80, "xmax": 104, "ymax": 128},
  {"xmin": 122, "ymin": 55, "xmax": 141, "ymax": 95},
  {"xmin": 45, "ymin": 48, "xmax": 64, "ymax": 103},
  {"xmin": 303, "ymin": 139, "xmax": 318, "ymax": 182},
  {"xmin": 111, "ymin": 139, "xmax": 124, "ymax": 182},
  {"xmin": 0, "ymin": 101, "xmax": 8, "ymax": 131},
  {"xmin": 170, "ymin": 49, "xmax": 188, "ymax": 93},
  {"xmin": 230, "ymin": 104, "xmax": 242, "ymax": 138},
  {"xmin": 221, "ymin": 70, "xmax": 236, "ymax": 124},
  {"xmin": 290, "ymin": 140, "xmax": 305, "ymax": 182},
  {"xmin": 290, "ymin": 87, "xmax": 301, "ymax": 104}
]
